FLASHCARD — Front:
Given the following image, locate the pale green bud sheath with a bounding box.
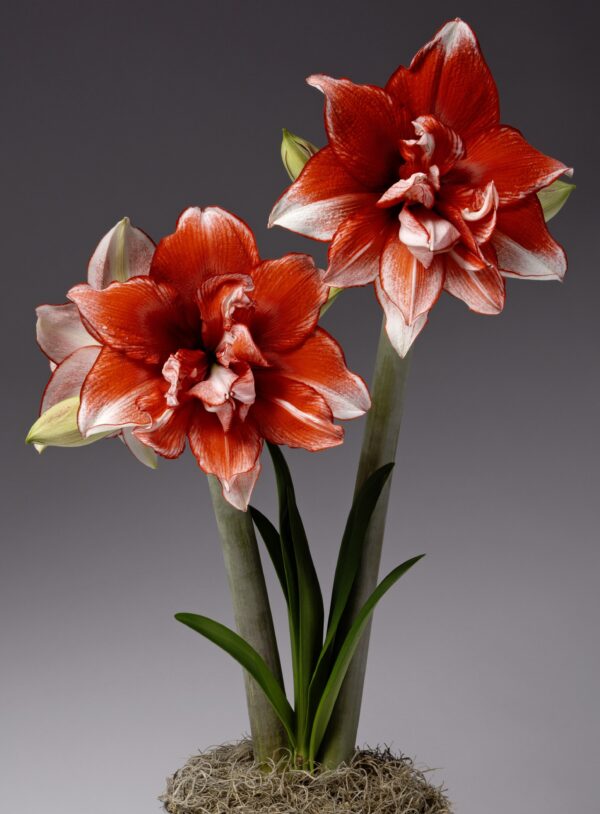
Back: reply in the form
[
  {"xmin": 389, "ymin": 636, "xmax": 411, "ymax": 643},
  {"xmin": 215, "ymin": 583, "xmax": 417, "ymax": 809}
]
[
  {"xmin": 25, "ymin": 396, "xmax": 110, "ymax": 452},
  {"xmin": 538, "ymin": 179, "xmax": 576, "ymax": 222},
  {"xmin": 281, "ymin": 129, "xmax": 318, "ymax": 181}
]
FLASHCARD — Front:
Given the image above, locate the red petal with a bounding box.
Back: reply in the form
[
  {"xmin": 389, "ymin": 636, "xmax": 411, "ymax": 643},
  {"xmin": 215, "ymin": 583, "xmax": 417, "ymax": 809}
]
[
  {"xmin": 188, "ymin": 410, "xmax": 262, "ymax": 484},
  {"xmin": 269, "ymin": 146, "xmax": 376, "ymax": 241},
  {"xmin": 198, "ymin": 274, "xmax": 254, "ymax": 349},
  {"xmin": 252, "ymin": 371, "xmax": 343, "ymax": 451},
  {"xmin": 88, "ymin": 218, "xmax": 155, "ymax": 290},
  {"xmin": 375, "ymin": 278, "xmax": 428, "ymax": 358},
  {"xmin": 307, "ymin": 74, "xmax": 407, "ymax": 188},
  {"xmin": 444, "ymin": 256, "xmax": 505, "ymax": 314},
  {"xmin": 387, "ymin": 19, "xmax": 499, "ymax": 139},
  {"xmin": 36, "ymin": 303, "xmax": 97, "ymax": 364},
  {"xmin": 134, "ymin": 402, "xmax": 195, "ymax": 459},
  {"xmin": 461, "ymin": 126, "xmax": 570, "ymax": 204},
  {"xmin": 217, "ymin": 462, "xmax": 262, "ymax": 511},
  {"xmin": 380, "ymin": 237, "xmax": 444, "ymax": 324},
  {"xmin": 40, "ymin": 346, "xmax": 101, "ymax": 413},
  {"xmin": 325, "ymin": 207, "xmax": 395, "ymax": 287},
  {"xmin": 276, "ymin": 328, "xmax": 370, "ymax": 420},
  {"xmin": 492, "ymin": 195, "xmax": 567, "ymax": 280},
  {"xmin": 151, "ymin": 207, "xmax": 260, "ymax": 298},
  {"xmin": 68, "ymin": 278, "xmax": 196, "ymax": 364},
  {"xmin": 79, "ymin": 347, "xmax": 166, "ymax": 436},
  {"xmin": 245, "ymin": 254, "xmax": 327, "ymax": 353}
]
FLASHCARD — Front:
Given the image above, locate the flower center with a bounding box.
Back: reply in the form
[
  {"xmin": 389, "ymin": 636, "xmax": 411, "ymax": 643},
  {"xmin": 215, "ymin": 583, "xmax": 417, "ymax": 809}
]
[
  {"xmin": 161, "ymin": 275, "xmax": 266, "ymax": 433},
  {"xmin": 376, "ymin": 115, "xmax": 498, "ymax": 269}
]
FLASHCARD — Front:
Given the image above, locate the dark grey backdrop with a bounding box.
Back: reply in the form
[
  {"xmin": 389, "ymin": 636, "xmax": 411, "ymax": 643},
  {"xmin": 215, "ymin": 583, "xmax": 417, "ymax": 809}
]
[{"xmin": 2, "ymin": 1, "xmax": 598, "ymax": 812}]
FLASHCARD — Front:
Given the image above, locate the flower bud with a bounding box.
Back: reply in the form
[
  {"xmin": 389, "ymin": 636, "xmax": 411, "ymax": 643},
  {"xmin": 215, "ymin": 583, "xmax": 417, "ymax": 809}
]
[
  {"xmin": 538, "ymin": 179, "xmax": 575, "ymax": 222},
  {"xmin": 25, "ymin": 396, "xmax": 108, "ymax": 452},
  {"xmin": 281, "ymin": 129, "xmax": 319, "ymax": 181}
]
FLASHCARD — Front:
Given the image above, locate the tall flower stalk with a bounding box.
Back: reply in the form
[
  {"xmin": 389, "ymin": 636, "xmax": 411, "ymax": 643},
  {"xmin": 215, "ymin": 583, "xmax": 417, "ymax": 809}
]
[
  {"xmin": 207, "ymin": 477, "xmax": 287, "ymax": 762},
  {"xmin": 320, "ymin": 326, "xmax": 411, "ymax": 766}
]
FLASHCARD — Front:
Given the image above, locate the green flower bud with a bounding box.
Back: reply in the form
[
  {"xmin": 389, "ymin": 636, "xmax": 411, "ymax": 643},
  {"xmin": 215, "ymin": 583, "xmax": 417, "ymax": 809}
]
[
  {"xmin": 25, "ymin": 397, "xmax": 109, "ymax": 452},
  {"xmin": 281, "ymin": 129, "xmax": 319, "ymax": 181},
  {"xmin": 538, "ymin": 179, "xmax": 575, "ymax": 222}
]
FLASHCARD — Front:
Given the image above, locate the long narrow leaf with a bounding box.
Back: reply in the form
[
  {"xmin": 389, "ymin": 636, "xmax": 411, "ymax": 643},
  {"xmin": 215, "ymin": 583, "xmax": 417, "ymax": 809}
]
[
  {"xmin": 268, "ymin": 445, "xmax": 301, "ymax": 713},
  {"xmin": 328, "ymin": 463, "xmax": 395, "ymax": 639},
  {"xmin": 308, "ymin": 554, "xmax": 425, "ymax": 761},
  {"xmin": 250, "ymin": 506, "xmax": 288, "ymax": 602},
  {"xmin": 268, "ymin": 443, "xmax": 324, "ymax": 750},
  {"xmin": 307, "ymin": 463, "xmax": 394, "ymax": 716},
  {"xmin": 175, "ymin": 612, "xmax": 296, "ymax": 746}
]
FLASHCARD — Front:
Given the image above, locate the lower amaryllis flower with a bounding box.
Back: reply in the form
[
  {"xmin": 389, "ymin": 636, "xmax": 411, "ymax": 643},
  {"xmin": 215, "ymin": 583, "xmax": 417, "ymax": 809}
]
[
  {"xmin": 269, "ymin": 18, "xmax": 573, "ymax": 356},
  {"xmin": 67, "ymin": 207, "xmax": 369, "ymax": 509}
]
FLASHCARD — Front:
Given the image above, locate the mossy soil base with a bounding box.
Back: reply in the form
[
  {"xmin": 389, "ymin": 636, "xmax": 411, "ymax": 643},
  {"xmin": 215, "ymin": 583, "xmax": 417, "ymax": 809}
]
[{"xmin": 161, "ymin": 739, "xmax": 451, "ymax": 813}]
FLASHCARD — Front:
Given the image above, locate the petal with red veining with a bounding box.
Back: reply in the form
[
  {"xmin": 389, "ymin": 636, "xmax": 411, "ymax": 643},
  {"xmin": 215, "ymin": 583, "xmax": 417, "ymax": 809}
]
[
  {"xmin": 252, "ymin": 371, "xmax": 343, "ymax": 450},
  {"xmin": 88, "ymin": 218, "xmax": 155, "ymax": 290},
  {"xmin": 69, "ymin": 278, "xmax": 194, "ymax": 364},
  {"xmin": 307, "ymin": 74, "xmax": 406, "ymax": 187},
  {"xmin": 188, "ymin": 410, "xmax": 262, "ymax": 486},
  {"xmin": 325, "ymin": 207, "xmax": 395, "ymax": 287},
  {"xmin": 79, "ymin": 347, "xmax": 166, "ymax": 436},
  {"xmin": 41, "ymin": 345, "xmax": 101, "ymax": 413},
  {"xmin": 387, "ymin": 19, "xmax": 500, "ymax": 139},
  {"xmin": 276, "ymin": 328, "xmax": 370, "ymax": 420},
  {"xmin": 219, "ymin": 462, "xmax": 262, "ymax": 511},
  {"xmin": 380, "ymin": 237, "xmax": 444, "ymax": 325},
  {"xmin": 461, "ymin": 126, "xmax": 570, "ymax": 204},
  {"xmin": 151, "ymin": 207, "xmax": 260, "ymax": 297},
  {"xmin": 444, "ymin": 256, "xmax": 505, "ymax": 314},
  {"xmin": 269, "ymin": 147, "xmax": 377, "ymax": 241},
  {"xmin": 246, "ymin": 255, "xmax": 327, "ymax": 353},
  {"xmin": 36, "ymin": 303, "xmax": 97, "ymax": 364},
  {"xmin": 375, "ymin": 278, "xmax": 428, "ymax": 358},
  {"xmin": 134, "ymin": 402, "xmax": 195, "ymax": 459},
  {"xmin": 198, "ymin": 274, "xmax": 254, "ymax": 348},
  {"xmin": 492, "ymin": 195, "xmax": 567, "ymax": 280},
  {"xmin": 399, "ymin": 206, "xmax": 460, "ymax": 267}
]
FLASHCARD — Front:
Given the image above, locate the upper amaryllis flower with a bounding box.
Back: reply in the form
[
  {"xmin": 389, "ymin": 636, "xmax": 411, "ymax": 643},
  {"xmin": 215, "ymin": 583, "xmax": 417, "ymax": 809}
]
[
  {"xmin": 32, "ymin": 218, "xmax": 158, "ymax": 467},
  {"xmin": 65, "ymin": 207, "xmax": 370, "ymax": 509},
  {"xmin": 269, "ymin": 19, "xmax": 573, "ymax": 356}
]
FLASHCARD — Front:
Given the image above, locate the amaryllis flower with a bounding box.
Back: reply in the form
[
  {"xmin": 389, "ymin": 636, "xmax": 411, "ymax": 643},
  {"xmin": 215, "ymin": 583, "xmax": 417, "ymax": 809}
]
[
  {"xmin": 269, "ymin": 19, "xmax": 572, "ymax": 356},
  {"xmin": 65, "ymin": 207, "xmax": 370, "ymax": 509},
  {"xmin": 33, "ymin": 218, "xmax": 158, "ymax": 467}
]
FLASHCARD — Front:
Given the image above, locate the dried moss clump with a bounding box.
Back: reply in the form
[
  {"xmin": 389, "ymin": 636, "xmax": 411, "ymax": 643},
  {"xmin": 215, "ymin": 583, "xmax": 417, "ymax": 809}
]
[{"xmin": 161, "ymin": 739, "xmax": 452, "ymax": 813}]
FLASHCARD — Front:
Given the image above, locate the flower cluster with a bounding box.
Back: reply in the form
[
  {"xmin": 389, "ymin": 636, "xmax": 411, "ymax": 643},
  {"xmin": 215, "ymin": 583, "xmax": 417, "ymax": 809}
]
[{"xmin": 29, "ymin": 18, "xmax": 571, "ymax": 507}]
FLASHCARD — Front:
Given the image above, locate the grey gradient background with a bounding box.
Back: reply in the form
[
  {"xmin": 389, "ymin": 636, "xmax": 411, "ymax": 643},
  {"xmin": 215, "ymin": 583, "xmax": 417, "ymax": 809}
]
[{"xmin": 2, "ymin": 1, "xmax": 598, "ymax": 811}]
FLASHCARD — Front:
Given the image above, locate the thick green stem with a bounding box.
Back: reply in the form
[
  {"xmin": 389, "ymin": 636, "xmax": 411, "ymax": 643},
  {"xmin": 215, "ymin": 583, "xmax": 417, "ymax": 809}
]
[
  {"xmin": 320, "ymin": 322, "xmax": 412, "ymax": 768},
  {"xmin": 207, "ymin": 476, "xmax": 288, "ymax": 763}
]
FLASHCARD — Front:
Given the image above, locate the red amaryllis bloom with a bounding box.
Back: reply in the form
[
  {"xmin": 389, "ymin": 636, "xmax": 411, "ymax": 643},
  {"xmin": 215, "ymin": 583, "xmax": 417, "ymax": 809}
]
[
  {"xmin": 67, "ymin": 207, "xmax": 370, "ymax": 509},
  {"xmin": 269, "ymin": 19, "xmax": 572, "ymax": 356}
]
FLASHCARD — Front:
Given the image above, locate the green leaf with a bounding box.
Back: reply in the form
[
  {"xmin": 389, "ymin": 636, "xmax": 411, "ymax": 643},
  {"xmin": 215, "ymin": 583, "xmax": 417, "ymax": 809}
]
[
  {"xmin": 175, "ymin": 612, "xmax": 296, "ymax": 746},
  {"xmin": 307, "ymin": 464, "xmax": 395, "ymax": 714},
  {"xmin": 268, "ymin": 444, "xmax": 324, "ymax": 750},
  {"xmin": 308, "ymin": 554, "xmax": 425, "ymax": 761},
  {"xmin": 250, "ymin": 507, "xmax": 288, "ymax": 602},
  {"xmin": 538, "ymin": 179, "xmax": 575, "ymax": 222}
]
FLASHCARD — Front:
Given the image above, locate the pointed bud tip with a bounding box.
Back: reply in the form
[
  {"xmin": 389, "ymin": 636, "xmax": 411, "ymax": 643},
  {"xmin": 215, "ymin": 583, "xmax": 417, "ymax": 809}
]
[{"xmin": 280, "ymin": 129, "xmax": 319, "ymax": 181}]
